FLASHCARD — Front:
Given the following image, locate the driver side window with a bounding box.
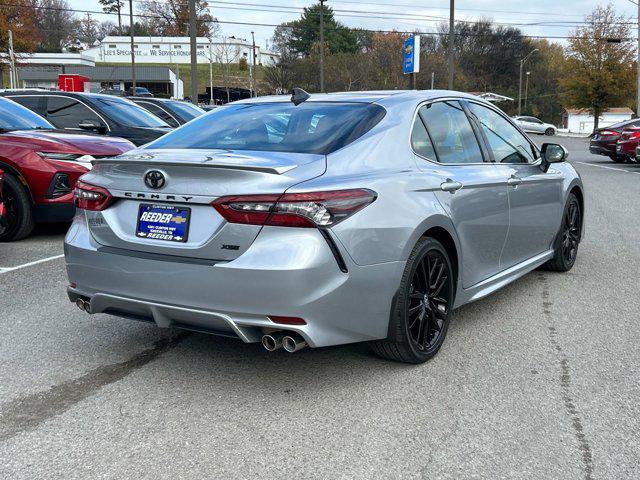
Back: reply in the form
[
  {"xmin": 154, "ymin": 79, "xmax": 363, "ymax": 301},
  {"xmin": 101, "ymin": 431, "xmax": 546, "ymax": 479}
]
[{"xmin": 468, "ymin": 103, "xmax": 536, "ymax": 164}]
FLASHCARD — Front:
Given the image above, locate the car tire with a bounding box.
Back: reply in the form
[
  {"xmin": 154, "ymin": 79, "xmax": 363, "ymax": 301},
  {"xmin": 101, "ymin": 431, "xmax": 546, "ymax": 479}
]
[
  {"xmin": 0, "ymin": 174, "xmax": 34, "ymax": 242},
  {"xmin": 612, "ymin": 155, "xmax": 626, "ymax": 163},
  {"xmin": 545, "ymin": 128, "xmax": 555, "ymax": 136},
  {"xmin": 541, "ymin": 193, "xmax": 581, "ymax": 272},
  {"xmin": 372, "ymin": 237, "xmax": 454, "ymax": 364}
]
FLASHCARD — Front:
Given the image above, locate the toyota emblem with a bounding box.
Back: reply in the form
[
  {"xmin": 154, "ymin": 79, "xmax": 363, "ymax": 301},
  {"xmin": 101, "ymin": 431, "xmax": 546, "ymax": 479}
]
[{"xmin": 144, "ymin": 170, "xmax": 166, "ymax": 189}]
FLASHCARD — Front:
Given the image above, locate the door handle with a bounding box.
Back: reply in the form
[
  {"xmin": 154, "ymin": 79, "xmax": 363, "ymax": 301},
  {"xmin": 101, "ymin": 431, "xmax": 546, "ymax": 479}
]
[
  {"xmin": 440, "ymin": 179, "xmax": 463, "ymax": 193},
  {"xmin": 507, "ymin": 176, "xmax": 522, "ymax": 187}
]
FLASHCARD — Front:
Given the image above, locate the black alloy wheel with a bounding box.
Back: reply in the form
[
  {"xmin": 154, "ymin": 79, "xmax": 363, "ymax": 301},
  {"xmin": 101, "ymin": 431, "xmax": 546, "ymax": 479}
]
[
  {"xmin": 372, "ymin": 237, "xmax": 454, "ymax": 363},
  {"xmin": 407, "ymin": 249, "xmax": 451, "ymax": 352},
  {"xmin": 545, "ymin": 127, "xmax": 555, "ymax": 136},
  {"xmin": 541, "ymin": 193, "xmax": 581, "ymax": 272},
  {"xmin": 561, "ymin": 198, "xmax": 581, "ymax": 266},
  {"xmin": 0, "ymin": 174, "xmax": 34, "ymax": 242}
]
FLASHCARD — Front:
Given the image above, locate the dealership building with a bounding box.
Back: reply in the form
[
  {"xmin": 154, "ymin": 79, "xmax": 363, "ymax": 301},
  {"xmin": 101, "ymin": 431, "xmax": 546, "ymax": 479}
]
[{"xmin": 17, "ymin": 65, "xmax": 184, "ymax": 98}]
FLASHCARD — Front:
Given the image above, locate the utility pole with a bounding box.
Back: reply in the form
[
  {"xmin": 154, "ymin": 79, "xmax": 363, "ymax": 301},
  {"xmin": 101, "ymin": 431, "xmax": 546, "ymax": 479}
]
[
  {"xmin": 518, "ymin": 48, "xmax": 538, "ymax": 116},
  {"xmin": 189, "ymin": 0, "xmax": 198, "ymax": 105},
  {"xmin": 637, "ymin": 0, "xmax": 640, "ymax": 118},
  {"xmin": 8, "ymin": 30, "xmax": 17, "ymax": 89},
  {"xmin": 251, "ymin": 31, "xmax": 257, "ymax": 97},
  {"xmin": 117, "ymin": 1, "xmax": 122, "ymax": 35},
  {"xmin": 431, "ymin": 72, "xmax": 435, "ymax": 89},
  {"xmin": 128, "ymin": 0, "xmax": 136, "ymax": 92},
  {"xmin": 447, "ymin": 0, "xmax": 454, "ymax": 89},
  {"xmin": 319, "ymin": 0, "xmax": 325, "ymax": 92}
]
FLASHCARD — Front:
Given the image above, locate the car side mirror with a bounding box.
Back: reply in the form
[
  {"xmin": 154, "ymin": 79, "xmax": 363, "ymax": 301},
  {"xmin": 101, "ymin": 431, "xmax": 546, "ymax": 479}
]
[
  {"xmin": 540, "ymin": 143, "xmax": 568, "ymax": 172},
  {"xmin": 78, "ymin": 120, "xmax": 106, "ymax": 133}
]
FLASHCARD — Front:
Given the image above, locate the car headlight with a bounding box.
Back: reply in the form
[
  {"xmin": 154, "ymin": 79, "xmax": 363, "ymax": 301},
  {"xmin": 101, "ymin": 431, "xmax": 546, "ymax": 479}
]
[{"xmin": 37, "ymin": 152, "xmax": 83, "ymax": 161}]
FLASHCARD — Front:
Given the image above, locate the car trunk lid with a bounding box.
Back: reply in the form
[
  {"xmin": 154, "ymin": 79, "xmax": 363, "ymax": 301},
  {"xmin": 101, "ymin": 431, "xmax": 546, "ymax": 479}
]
[{"xmin": 81, "ymin": 149, "xmax": 326, "ymax": 261}]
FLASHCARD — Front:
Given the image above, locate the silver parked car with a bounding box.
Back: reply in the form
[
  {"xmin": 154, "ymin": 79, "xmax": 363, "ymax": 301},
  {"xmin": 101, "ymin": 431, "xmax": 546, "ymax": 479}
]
[
  {"xmin": 512, "ymin": 115, "xmax": 557, "ymax": 136},
  {"xmin": 65, "ymin": 90, "xmax": 584, "ymax": 363}
]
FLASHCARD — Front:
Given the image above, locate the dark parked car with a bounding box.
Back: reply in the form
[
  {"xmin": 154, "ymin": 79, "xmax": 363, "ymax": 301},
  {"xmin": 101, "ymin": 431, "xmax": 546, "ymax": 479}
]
[
  {"xmin": 590, "ymin": 118, "xmax": 640, "ymax": 162},
  {"xmin": 0, "ymin": 97, "xmax": 134, "ymax": 241},
  {"xmin": 130, "ymin": 97, "xmax": 205, "ymax": 127},
  {"xmin": 0, "ymin": 90, "xmax": 172, "ymax": 146}
]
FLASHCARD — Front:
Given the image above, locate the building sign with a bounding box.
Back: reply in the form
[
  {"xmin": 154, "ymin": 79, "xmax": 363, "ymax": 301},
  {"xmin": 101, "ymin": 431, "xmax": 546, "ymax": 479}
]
[
  {"xmin": 103, "ymin": 48, "xmax": 208, "ymax": 58},
  {"xmin": 403, "ymin": 35, "xmax": 420, "ymax": 75}
]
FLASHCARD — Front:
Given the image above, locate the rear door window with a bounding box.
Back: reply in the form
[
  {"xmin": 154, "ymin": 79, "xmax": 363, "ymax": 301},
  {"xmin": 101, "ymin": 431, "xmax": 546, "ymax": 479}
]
[
  {"xmin": 410, "ymin": 114, "xmax": 437, "ymax": 160},
  {"xmin": 45, "ymin": 97, "xmax": 105, "ymax": 129},
  {"xmin": 418, "ymin": 101, "xmax": 484, "ymax": 164}
]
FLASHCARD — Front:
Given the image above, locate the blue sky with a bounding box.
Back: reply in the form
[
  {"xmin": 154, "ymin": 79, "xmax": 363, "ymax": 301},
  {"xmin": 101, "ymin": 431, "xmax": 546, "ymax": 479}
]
[{"xmin": 70, "ymin": 0, "xmax": 638, "ymax": 50}]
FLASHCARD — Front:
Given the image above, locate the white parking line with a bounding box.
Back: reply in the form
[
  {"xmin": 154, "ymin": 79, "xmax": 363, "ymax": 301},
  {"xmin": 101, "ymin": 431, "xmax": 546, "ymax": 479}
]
[
  {"xmin": 0, "ymin": 254, "xmax": 64, "ymax": 274},
  {"xmin": 575, "ymin": 161, "xmax": 640, "ymax": 175}
]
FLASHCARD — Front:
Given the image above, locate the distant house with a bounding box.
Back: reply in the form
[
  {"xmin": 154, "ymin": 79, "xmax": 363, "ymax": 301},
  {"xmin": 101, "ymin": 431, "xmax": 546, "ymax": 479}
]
[{"xmin": 562, "ymin": 108, "xmax": 634, "ymax": 134}]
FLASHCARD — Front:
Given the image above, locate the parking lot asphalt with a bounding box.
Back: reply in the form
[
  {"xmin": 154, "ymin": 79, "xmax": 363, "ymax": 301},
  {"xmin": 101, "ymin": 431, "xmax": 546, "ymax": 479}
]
[{"xmin": 1, "ymin": 136, "xmax": 639, "ymax": 479}]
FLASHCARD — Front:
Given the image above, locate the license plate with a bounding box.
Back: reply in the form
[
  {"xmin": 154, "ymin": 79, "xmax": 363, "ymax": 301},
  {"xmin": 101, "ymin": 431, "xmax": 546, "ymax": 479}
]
[
  {"xmin": 616, "ymin": 145, "xmax": 622, "ymax": 151},
  {"xmin": 136, "ymin": 204, "xmax": 190, "ymax": 242}
]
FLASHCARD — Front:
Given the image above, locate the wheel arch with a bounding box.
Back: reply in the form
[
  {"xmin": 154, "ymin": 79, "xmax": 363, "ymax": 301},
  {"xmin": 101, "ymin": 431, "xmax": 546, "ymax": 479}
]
[
  {"xmin": 0, "ymin": 159, "xmax": 33, "ymax": 202},
  {"xmin": 420, "ymin": 226, "xmax": 459, "ymax": 290}
]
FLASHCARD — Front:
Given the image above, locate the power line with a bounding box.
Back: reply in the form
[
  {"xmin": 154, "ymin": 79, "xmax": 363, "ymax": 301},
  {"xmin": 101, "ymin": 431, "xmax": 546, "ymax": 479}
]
[{"xmin": 0, "ymin": 2, "xmax": 635, "ymax": 41}]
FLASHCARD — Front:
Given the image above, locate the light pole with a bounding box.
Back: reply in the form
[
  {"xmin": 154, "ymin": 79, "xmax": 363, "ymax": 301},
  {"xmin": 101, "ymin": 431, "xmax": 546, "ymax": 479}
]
[
  {"xmin": 251, "ymin": 31, "xmax": 257, "ymax": 98},
  {"xmin": 518, "ymin": 48, "xmax": 538, "ymax": 116},
  {"xmin": 524, "ymin": 71, "xmax": 530, "ymax": 110},
  {"xmin": 209, "ymin": 37, "xmax": 213, "ymax": 105},
  {"xmin": 188, "ymin": 0, "xmax": 198, "ymax": 105},
  {"xmin": 128, "ymin": 0, "xmax": 136, "ymax": 92}
]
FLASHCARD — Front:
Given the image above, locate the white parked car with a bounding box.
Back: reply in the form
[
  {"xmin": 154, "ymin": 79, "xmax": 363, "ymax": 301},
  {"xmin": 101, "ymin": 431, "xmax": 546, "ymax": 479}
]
[{"xmin": 512, "ymin": 116, "xmax": 557, "ymax": 136}]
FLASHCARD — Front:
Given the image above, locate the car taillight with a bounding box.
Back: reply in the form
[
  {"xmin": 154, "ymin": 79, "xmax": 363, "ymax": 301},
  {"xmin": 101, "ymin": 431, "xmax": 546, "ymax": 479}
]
[
  {"xmin": 599, "ymin": 130, "xmax": 618, "ymax": 136},
  {"xmin": 212, "ymin": 189, "xmax": 377, "ymax": 228},
  {"xmin": 74, "ymin": 180, "xmax": 113, "ymax": 211}
]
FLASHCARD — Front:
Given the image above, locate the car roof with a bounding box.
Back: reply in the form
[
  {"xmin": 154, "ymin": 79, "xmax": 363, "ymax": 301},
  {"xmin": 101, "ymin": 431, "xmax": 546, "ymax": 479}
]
[
  {"xmin": 232, "ymin": 90, "xmax": 483, "ymax": 106},
  {"xmin": 0, "ymin": 90, "xmax": 126, "ymax": 101}
]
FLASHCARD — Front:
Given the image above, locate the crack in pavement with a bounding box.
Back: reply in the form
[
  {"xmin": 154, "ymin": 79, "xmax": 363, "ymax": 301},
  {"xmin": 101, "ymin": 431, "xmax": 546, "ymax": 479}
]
[
  {"xmin": 539, "ymin": 273, "xmax": 594, "ymax": 480},
  {"xmin": 0, "ymin": 332, "xmax": 190, "ymax": 442}
]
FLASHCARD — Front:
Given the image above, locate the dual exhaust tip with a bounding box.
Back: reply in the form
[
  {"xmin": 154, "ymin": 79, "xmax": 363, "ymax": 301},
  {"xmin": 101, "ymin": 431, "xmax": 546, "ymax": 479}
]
[
  {"xmin": 262, "ymin": 332, "xmax": 307, "ymax": 353},
  {"xmin": 75, "ymin": 298, "xmax": 91, "ymax": 314}
]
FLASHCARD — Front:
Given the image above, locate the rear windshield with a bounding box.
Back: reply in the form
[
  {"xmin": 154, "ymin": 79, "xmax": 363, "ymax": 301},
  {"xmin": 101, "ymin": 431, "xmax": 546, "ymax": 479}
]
[
  {"xmin": 146, "ymin": 102, "xmax": 386, "ymax": 154},
  {"xmin": 93, "ymin": 97, "xmax": 170, "ymax": 128},
  {"xmin": 166, "ymin": 101, "xmax": 205, "ymax": 120}
]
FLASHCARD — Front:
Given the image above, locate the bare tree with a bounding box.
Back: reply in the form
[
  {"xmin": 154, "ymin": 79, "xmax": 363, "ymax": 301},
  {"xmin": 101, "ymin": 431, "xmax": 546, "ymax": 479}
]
[
  {"xmin": 213, "ymin": 39, "xmax": 241, "ymax": 102},
  {"xmin": 31, "ymin": 0, "xmax": 75, "ymax": 52}
]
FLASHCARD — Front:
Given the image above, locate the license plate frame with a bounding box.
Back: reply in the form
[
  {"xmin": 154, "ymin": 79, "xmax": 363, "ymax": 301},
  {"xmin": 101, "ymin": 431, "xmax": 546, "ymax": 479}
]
[{"xmin": 136, "ymin": 203, "xmax": 191, "ymax": 243}]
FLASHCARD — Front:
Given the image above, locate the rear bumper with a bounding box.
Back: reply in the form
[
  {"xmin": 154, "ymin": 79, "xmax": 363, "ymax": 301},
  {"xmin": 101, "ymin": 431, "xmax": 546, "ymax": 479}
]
[
  {"xmin": 64, "ymin": 214, "xmax": 404, "ymax": 348},
  {"xmin": 589, "ymin": 142, "xmax": 616, "ymax": 157}
]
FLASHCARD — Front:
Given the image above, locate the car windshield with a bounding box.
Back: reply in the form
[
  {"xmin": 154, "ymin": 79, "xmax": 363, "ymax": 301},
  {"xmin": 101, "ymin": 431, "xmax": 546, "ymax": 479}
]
[
  {"xmin": 93, "ymin": 97, "xmax": 170, "ymax": 128},
  {"xmin": 0, "ymin": 98, "xmax": 53, "ymax": 131},
  {"xmin": 146, "ymin": 102, "xmax": 386, "ymax": 154},
  {"xmin": 166, "ymin": 101, "xmax": 205, "ymax": 120}
]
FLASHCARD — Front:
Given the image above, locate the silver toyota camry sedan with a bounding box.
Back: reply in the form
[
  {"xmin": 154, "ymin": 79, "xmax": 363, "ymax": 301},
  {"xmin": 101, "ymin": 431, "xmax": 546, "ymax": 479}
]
[{"xmin": 65, "ymin": 90, "xmax": 584, "ymax": 363}]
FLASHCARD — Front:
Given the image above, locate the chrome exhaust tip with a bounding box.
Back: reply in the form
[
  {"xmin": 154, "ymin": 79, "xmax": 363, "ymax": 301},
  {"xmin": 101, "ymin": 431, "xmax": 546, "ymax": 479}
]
[
  {"xmin": 75, "ymin": 298, "xmax": 86, "ymax": 311},
  {"xmin": 282, "ymin": 334, "xmax": 307, "ymax": 353},
  {"xmin": 262, "ymin": 332, "xmax": 285, "ymax": 351},
  {"xmin": 75, "ymin": 298, "xmax": 91, "ymax": 314}
]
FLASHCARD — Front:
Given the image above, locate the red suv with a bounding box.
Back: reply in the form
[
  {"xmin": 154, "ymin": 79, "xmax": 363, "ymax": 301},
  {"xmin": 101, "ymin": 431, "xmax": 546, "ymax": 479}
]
[
  {"xmin": 615, "ymin": 127, "xmax": 640, "ymax": 163},
  {"xmin": 0, "ymin": 97, "xmax": 134, "ymax": 241}
]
